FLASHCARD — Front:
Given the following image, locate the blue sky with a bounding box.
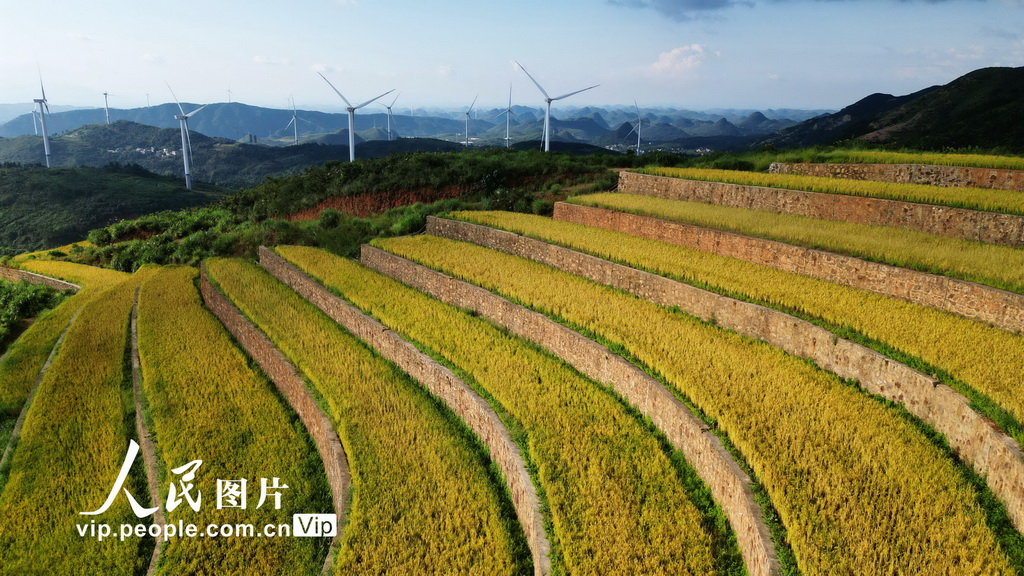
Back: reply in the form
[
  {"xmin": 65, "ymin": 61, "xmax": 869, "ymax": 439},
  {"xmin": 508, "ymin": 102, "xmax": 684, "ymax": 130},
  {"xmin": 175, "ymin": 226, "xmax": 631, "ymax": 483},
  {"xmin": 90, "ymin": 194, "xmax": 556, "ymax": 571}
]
[{"xmin": 1, "ymin": 0, "xmax": 1021, "ymax": 113}]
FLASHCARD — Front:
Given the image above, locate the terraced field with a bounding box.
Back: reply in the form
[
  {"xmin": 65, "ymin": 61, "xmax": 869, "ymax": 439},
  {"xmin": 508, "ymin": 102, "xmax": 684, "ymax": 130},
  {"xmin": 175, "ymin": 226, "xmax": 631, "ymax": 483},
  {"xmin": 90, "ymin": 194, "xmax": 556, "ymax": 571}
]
[{"xmin": 1, "ymin": 152, "xmax": 1023, "ymax": 575}]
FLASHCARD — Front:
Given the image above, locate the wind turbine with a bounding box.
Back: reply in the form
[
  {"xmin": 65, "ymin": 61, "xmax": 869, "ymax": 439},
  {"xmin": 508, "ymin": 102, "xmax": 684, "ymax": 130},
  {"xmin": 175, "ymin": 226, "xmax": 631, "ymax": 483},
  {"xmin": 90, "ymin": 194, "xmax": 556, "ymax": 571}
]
[
  {"xmin": 317, "ymin": 72, "xmax": 394, "ymax": 162},
  {"xmin": 623, "ymin": 100, "xmax": 643, "ymax": 155},
  {"xmin": 103, "ymin": 92, "xmax": 111, "ymax": 125},
  {"xmin": 515, "ymin": 61, "xmax": 598, "ymax": 152},
  {"xmin": 30, "ymin": 106, "xmax": 39, "ymax": 136},
  {"xmin": 284, "ymin": 96, "xmax": 300, "ymax": 145},
  {"xmin": 166, "ymin": 83, "xmax": 208, "ymax": 190},
  {"xmin": 490, "ymin": 83, "xmax": 514, "ymax": 148},
  {"xmin": 33, "ymin": 77, "xmax": 52, "ymax": 168},
  {"xmin": 463, "ymin": 95, "xmax": 477, "ymax": 146},
  {"xmin": 377, "ymin": 92, "xmax": 400, "ymax": 141}
]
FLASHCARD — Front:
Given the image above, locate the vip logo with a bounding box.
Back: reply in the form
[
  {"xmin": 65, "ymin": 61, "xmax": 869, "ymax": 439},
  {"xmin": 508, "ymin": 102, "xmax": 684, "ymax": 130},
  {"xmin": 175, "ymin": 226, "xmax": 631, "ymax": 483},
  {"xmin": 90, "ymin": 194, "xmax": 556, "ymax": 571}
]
[{"xmin": 293, "ymin": 514, "xmax": 337, "ymax": 537}]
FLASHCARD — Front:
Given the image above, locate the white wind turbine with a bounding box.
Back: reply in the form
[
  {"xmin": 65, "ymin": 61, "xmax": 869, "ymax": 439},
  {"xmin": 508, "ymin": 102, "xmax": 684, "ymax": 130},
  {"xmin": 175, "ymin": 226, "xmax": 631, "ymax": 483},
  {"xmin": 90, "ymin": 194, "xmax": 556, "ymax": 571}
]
[
  {"xmin": 317, "ymin": 72, "xmax": 394, "ymax": 162},
  {"xmin": 284, "ymin": 96, "xmax": 302, "ymax": 145},
  {"xmin": 30, "ymin": 106, "xmax": 39, "ymax": 136},
  {"xmin": 623, "ymin": 100, "xmax": 644, "ymax": 155},
  {"xmin": 33, "ymin": 77, "xmax": 52, "ymax": 168},
  {"xmin": 378, "ymin": 92, "xmax": 400, "ymax": 141},
  {"xmin": 103, "ymin": 92, "xmax": 111, "ymax": 125},
  {"xmin": 515, "ymin": 61, "xmax": 598, "ymax": 152},
  {"xmin": 463, "ymin": 95, "xmax": 478, "ymax": 146},
  {"xmin": 166, "ymin": 83, "xmax": 208, "ymax": 190}
]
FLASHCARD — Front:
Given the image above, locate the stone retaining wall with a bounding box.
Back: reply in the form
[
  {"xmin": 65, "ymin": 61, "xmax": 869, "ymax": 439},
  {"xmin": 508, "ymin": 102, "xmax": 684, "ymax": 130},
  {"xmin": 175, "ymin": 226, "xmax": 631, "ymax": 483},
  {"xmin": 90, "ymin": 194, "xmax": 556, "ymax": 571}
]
[
  {"xmin": 199, "ymin": 265, "xmax": 351, "ymax": 563},
  {"xmin": 426, "ymin": 216, "xmax": 1024, "ymax": 533},
  {"xmin": 618, "ymin": 171, "xmax": 1024, "ymax": 248},
  {"xmin": 553, "ymin": 203, "xmax": 1024, "ymax": 334},
  {"xmin": 258, "ymin": 247, "xmax": 551, "ymax": 576},
  {"xmin": 771, "ymin": 162, "xmax": 1024, "ymax": 192},
  {"xmin": 361, "ymin": 244, "xmax": 780, "ymax": 576},
  {"xmin": 0, "ymin": 266, "xmax": 80, "ymax": 292}
]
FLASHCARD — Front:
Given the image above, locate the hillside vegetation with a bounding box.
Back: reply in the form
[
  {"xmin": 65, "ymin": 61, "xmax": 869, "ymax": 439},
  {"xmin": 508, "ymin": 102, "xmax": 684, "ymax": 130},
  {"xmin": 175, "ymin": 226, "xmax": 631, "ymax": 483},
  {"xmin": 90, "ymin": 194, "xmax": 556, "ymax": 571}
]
[{"xmin": 0, "ymin": 163, "xmax": 225, "ymax": 257}]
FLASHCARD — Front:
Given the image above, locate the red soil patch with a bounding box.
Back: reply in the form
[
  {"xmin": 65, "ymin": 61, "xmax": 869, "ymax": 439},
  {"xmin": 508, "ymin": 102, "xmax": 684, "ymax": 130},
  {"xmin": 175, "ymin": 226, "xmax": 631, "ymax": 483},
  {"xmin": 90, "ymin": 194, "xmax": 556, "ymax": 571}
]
[{"xmin": 288, "ymin": 186, "xmax": 468, "ymax": 221}]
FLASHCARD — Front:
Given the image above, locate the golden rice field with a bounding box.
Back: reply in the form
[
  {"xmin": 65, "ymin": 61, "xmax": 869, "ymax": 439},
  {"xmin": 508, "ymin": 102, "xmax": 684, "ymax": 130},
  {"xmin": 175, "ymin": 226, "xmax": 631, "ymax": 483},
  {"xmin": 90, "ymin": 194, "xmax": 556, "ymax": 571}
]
[
  {"xmin": 135, "ymin": 266, "xmax": 330, "ymax": 575},
  {"xmin": 374, "ymin": 233, "xmax": 1015, "ymax": 576},
  {"xmin": 570, "ymin": 192, "xmax": 1024, "ymax": 292},
  {"xmin": 206, "ymin": 257, "xmax": 528, "ymax": 576},
  {"xmin": 0, "ymin": 269, "xmax": 155, "ymax": 576},
  {"xmin": 453, "ymin": 210, "xmax": 1024, "ymax": 446},
  {"xmin": 19, "ymin": 259, "xmax": 127, "ymax": 289},
  {"xmin": 278, "ymin": 245, "xmax": 724, "ymax": 576},
  {"xmin": 790, "ymin": 149, "xmax": 1024, "ymax": 170},
  {"xmin": 640, "ymin": 167, "xmax": 1024, "ymax": 214}
]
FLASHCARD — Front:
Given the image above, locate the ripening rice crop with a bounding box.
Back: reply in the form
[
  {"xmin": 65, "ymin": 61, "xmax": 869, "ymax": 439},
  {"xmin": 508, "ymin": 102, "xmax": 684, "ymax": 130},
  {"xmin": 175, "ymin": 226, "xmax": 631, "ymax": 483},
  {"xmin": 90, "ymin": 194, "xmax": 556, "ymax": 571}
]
[
  {"xmin": 640, "ymin": 167, "xmax": 1024, "ymax": 214},
  {"xmin": 802, "ymin": 150, "xmax": 1024, "ymax": 171},
  {"xmin": 136, "ymin": 266, "xmax": 330, "ymax": 576},
  {"xmin": 455, "ymin": 211, "xmax": 1024, "ymax": 446},
  {"xmin": 0, "ymin": 269, "xmax": 156, "ymax": 576},
  {"xmin": 19, "ymin": 259, "xmax": 128, "ymax": 289},
  {"xmin": 276, "ymin": 245, "xmax": 722, "ymax": 576},
  {"xmin": 570, "ymin": 192, "xmax": 1024, "ymax": 292},
  {"xmin": 205, "ymin": 258, "xmax": 527, "ymax": 576},
  {"xmin": 374, "ymin": 233, "xmax": 1015, "ymax": 576}
]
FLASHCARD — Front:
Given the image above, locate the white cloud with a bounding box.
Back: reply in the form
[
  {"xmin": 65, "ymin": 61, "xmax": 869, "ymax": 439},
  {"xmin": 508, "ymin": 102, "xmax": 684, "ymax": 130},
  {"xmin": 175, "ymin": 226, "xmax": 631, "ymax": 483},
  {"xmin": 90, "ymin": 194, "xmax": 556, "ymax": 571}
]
[
  {"xmin": 140, "ymin": 53, "xmax": 164, "ymax": 64},
  {"xmin": 311, "ymin": 63, "xmax": 342, "ymax": 74},
  {"xmin": 436, "ymin": 65, "xmax": 454, "ymax": 77},
  {"xmin": 651, "ymin": 44, "xmax": 710, "ymax": 76}
]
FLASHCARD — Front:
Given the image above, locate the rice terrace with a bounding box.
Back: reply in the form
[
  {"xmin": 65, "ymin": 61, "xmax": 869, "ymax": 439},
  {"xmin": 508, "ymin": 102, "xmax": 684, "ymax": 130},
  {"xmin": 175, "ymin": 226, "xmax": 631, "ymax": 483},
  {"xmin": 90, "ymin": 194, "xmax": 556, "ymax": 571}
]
[{"xmin": 0, "ymin": 140, "xmax": 1023, "ymax": 575}]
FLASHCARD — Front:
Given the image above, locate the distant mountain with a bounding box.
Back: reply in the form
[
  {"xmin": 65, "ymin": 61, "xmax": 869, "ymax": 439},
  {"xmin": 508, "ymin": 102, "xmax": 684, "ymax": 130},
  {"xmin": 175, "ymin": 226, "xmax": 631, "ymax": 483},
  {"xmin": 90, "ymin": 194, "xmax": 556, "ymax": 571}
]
[
  {"xmin": 760, "ymin": 67, "xmax": 1024, "ymax": 152},
  {"xmin": 0, "ymin": 121, "xmax": 465, "ymax": 188}
]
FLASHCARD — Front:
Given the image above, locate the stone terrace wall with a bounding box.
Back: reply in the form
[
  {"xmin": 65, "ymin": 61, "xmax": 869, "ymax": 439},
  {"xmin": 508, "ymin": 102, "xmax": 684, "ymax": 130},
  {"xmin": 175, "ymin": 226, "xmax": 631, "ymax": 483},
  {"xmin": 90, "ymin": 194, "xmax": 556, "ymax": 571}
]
[
  {"xmin": 426, "ymin": 216, "xmax": 1024, "ymax": 533},
  {"xmin": 0, "ymin": 266, "xmax": 80, "ymax": 292},
  {"xmin": 554, "ymin": 203, "xmax": 1024, "ymax": 335},
  {"xmin": 361, "ymin": 244, "xmax": 780, "ymax": 576},
  {"xmin": 199, "ymin": 266, "xmax": 351, "ymax": 539},
  {"xmin": 618, "ymin": 171, "xmax": 1024, "ymax": 248},
  {"xmin": 771, "ymin": 162, "xmax": 1024, "ymax": 192},
  {"xmin": 258, "ymin": 247, "xmax": 551, "ymax": 576}
]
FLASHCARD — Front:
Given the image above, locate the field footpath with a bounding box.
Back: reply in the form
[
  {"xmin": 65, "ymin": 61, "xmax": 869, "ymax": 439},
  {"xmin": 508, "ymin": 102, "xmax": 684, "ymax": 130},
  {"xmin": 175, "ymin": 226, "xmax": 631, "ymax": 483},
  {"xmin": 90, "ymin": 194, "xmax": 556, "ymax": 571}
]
[
  {"xmin": 619, "ymin": 171, "xmax": 1024, "ymax": 248},
  {"xmin": 200, "ymin": 265, "xmax": 349, "ymax": 575},
  {"xmin": 258, "ymin": 247, "xmax": 552, "ymax": 576},
  {"xmin": 361, "ymin": 243, "xmax": 781, "ymax": 576},
  {"xmin": 554, "ymin": 202, "xmax": 1024, "ymax": 334},
  {"xmin": 425, "ymin": 215, "xmax": 1024, "ymax": 534}
]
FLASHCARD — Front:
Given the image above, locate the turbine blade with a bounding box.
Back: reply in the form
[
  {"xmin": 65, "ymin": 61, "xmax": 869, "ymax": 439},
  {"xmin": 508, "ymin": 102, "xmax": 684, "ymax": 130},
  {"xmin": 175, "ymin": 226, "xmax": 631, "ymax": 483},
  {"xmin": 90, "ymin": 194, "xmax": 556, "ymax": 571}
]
[
  {"xmin": 551, "ymin": 84, "xmax": 599, "ymax": 101},
  {"xmin": 634, "ymin": 99, "xmax": 641, "ymax": 119},
  {"xmin": 285, "ymin": 117, "xmax": 295, "ymax": 130},
  {"xmin": 515, "ymin": 61, "xmax": 550, "ymax": 100},
  {"xmin": 185, "ymin": 122, "xmax": 194, "ymax": 160},
  {"xmin": 317, "ymin": 72, "xmax": 353, "ymax": 108},
  {"xmin": 389, "ymin": 92, "xmax": 401, "ymax": 107},
  {"xmin": 353, "ymin": 89, "xmax": 395, "ymax": 110},
  {"xmin": 469, "ymin": 94, "xmax": 478, "ymax": 113},
  {"xmin": 185, "ymin": 104, "xmax": 208, "ymax": 118},
  {"xmin": 166, "ymin": 82, "xmax": 186, "ymax": 115},
  {"xmin": 508, "ymin": 82, "xmax": 513, "ymax": 109}
]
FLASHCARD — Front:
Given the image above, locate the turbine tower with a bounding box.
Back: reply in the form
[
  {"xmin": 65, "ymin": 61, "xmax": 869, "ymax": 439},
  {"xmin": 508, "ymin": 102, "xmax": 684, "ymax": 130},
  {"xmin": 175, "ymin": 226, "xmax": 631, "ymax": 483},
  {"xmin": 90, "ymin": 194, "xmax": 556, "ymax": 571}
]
[
  {"xmin": 317, "ymin": 72, "xmax": 394, "ymax": 162},
  {"xmin": 33, "ymin": 78, "xmax": 52, "ymax": 168},
  {"xmin": 378, "ymin": 92, "xmax": 400, "ymax": 141},
  {"xmin": 515, "ymin": 61, "xmax": 598, "ymax": 152},
  {"xmin": 627, "ymin": 100, "xmax": 643, "ymax": 155},
  {"xmin": 103, "ymin": 92, "xmax": 111, "ymax": 125},
  {"xmin": 284, "ymin": 96, "xmax": 300, "ymax": 145},
  {"xmin": 464, "ymin": 95, "xmax": 477, "ymax": 146},
  {"xmin": 167, "ymin": 83, "xmax": 208, "ymax": 190}
]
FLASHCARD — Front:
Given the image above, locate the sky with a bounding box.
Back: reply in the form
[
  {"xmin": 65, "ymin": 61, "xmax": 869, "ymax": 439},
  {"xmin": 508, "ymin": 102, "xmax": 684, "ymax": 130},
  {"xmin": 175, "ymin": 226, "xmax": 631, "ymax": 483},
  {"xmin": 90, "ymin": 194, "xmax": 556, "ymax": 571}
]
[{"xmin": 1, "ymin": 0, "xmax": 1022, "ymax": 114}]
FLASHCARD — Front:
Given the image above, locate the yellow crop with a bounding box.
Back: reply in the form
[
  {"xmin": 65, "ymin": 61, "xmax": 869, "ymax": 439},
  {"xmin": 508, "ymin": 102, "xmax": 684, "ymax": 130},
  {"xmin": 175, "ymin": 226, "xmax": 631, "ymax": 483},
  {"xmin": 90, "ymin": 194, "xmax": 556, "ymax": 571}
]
[
  {"xmin": 803, "ymin": 150, "xmax": 1024, "ymax": 170},
  {"xmin": 0, "ymin": 269, "xmax": 156, "ymax": 575},
  {"xmin": 375, "ymin": 233, "xmax": 1014, "ymax": 576},
  {"xmin": 458, "ymin": 210, "xmax": 1024, "ymax": 435},
  {"xmin": 206, "ymin": 258, "xmax": 524, "ymax": 576},
  {"xmin": 277, "ymin": 245, "xmax": 720, "ymax": 576},
  {"xmin": 19, "ymin": 260, "xmax": 128, "ymax": 289},
  {"xmin": 640, "ymin": 167, "xmax": 1024, "ymax": 214},
  {"xmin": 571, "ymin": 192, "xmax": 1024, "ymax": 292},
  {"xmin": 136, "ymin": 266, "xmax": 329, "ymax": 575}
]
